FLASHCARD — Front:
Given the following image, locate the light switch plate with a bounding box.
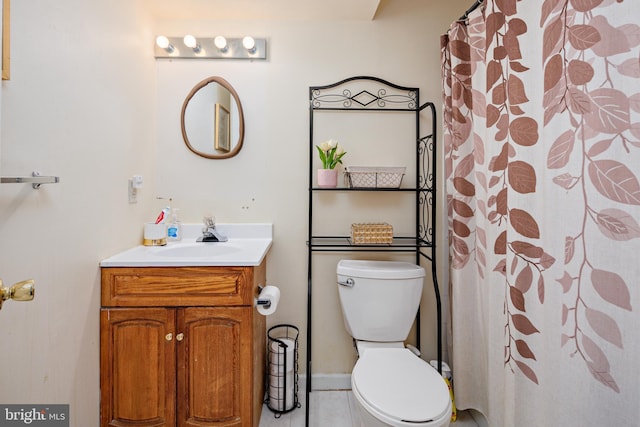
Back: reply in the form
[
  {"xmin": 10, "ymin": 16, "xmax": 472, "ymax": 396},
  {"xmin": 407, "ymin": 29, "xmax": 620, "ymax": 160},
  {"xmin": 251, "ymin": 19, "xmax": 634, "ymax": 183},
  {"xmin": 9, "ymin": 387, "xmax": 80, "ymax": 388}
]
[{"xmin": 128, "ymin": 179, "xmax": 137, "ymax": 203}]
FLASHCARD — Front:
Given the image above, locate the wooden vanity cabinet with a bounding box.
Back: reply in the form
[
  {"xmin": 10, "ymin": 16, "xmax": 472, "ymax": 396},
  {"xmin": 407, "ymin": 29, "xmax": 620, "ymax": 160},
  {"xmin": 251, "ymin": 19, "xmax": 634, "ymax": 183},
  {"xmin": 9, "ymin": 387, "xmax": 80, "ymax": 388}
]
[{"xmin": 100, "ymin": 263, "xmax": 266, "ymax": 427}]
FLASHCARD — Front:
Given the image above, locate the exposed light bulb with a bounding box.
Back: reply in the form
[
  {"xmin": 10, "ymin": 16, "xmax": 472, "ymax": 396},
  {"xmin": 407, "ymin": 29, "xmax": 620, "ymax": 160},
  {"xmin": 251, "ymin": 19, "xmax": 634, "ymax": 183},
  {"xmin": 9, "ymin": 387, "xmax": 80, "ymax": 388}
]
[
  {"xmin": 155, "ymin": 35, "xmax": 174, "ymax": 53},
  {"xmin": 242, "ymin": 36, "xmax": 256, "ymax": 52},
  {"xmin": 155, "ymin": 35, "xmax": 169, "ymax": 49},
  {"xmin": 183, "ymin": 35, "xmax": 196, "ymax": 48},
  {"xmin": 183, "ymin": 34, "xmax": 201, "ymax": 53},
  {"xmin": 214, "ymin": 36, "xmax": 228, "ymax": 51}
]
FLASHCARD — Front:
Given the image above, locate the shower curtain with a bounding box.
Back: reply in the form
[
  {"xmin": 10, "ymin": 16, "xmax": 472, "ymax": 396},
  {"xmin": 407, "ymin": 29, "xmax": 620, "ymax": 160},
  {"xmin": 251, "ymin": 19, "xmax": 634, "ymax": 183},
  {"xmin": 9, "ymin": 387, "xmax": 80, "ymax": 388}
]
[{"xmin": 442, "ymin": 0, "xmax": 640, "ymax": 425}]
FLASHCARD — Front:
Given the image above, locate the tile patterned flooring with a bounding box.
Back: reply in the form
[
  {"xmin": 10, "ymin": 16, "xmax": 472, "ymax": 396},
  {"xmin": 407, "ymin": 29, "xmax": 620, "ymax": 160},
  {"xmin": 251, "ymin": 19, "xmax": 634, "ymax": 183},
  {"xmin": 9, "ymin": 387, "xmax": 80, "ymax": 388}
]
[{"xmin": 259, "ymin": 390, "xmax": 479, "ymax": 427}]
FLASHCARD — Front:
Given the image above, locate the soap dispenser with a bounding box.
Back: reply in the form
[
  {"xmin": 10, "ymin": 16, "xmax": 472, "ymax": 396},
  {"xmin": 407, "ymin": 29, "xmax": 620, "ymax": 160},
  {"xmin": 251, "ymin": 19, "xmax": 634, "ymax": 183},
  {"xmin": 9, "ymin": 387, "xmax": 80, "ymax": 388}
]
[{"xmin": 167, "ymin": 208, "xmax": 182, "ymax": 241}]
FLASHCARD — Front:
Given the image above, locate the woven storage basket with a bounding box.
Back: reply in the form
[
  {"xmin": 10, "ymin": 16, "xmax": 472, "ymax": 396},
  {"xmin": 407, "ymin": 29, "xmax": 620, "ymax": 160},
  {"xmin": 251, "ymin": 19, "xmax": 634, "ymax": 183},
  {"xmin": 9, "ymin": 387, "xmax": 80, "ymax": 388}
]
[
  {"xmin": 345, "ymin": 166, "xmax": 405, "ymax": 188},
  {"xmin": 350, "ymin": 223, "xmax": 393, "ymax": 245}
]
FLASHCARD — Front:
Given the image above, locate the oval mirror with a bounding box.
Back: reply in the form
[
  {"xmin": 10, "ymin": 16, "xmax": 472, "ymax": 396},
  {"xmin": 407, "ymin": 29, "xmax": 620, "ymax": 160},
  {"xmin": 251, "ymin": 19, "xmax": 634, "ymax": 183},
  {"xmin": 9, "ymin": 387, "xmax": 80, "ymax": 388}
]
[{"xmin": 181, "ymin": 76, "xmax": 245, "ymax": 159}]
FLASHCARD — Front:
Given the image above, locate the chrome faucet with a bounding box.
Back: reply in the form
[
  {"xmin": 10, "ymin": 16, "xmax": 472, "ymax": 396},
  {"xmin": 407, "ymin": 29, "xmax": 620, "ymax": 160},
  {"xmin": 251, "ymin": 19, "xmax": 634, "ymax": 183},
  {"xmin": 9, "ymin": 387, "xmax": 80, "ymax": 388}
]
[{"xmin": 197, "ymin": 216, "xmax": 228, "ymax": 242}]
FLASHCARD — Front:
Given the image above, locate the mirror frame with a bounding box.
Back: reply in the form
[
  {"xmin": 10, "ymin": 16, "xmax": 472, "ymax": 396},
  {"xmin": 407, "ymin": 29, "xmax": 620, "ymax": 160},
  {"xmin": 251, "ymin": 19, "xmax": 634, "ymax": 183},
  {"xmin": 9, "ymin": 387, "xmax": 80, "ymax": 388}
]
[{"xmin": 180, "ymin": 76, "xmax": 245, "ymax": 159}]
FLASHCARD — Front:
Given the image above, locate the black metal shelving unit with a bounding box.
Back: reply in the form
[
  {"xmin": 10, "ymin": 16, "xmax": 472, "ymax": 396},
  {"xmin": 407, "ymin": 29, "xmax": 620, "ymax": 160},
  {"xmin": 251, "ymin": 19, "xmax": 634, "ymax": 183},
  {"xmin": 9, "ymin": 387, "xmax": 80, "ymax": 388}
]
[{"xmin": 305, "ymin": 76, "xmax": 440, "ymax": 427}]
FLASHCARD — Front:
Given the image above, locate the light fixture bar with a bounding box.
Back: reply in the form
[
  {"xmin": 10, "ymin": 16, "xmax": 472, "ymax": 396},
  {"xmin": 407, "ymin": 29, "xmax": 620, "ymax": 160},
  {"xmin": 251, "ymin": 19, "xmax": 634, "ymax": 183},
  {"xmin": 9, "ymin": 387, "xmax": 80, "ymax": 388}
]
[{"xmin": 154, "ymin": 36, "xmax": 267, "ymax": 60}]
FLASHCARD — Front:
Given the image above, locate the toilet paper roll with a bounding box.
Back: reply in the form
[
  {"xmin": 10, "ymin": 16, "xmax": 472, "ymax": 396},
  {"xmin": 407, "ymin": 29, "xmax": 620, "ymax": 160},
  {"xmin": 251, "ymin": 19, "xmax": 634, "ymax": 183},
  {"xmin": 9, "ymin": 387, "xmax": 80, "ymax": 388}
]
[
  {"xmin": 269, "ymin": 394, "xmax": 294, "ymax": 411},
  {"xmin": 269, "ymin": 383, "xmax": 295, "ymax": 411},
  {"xmin": 256, "ymin": 285, "xmax": 280, "ymax": 316},
  {"xmin": 144, "ymin": 222, "xmax": 167, "ymax": 240},
  {"xmin": 269, "ymin": 338, "xmax": 295, "ymax": 374},
  {"xmin": 269, "ymin": 371, "xmax": 294, "ymax": 388}
]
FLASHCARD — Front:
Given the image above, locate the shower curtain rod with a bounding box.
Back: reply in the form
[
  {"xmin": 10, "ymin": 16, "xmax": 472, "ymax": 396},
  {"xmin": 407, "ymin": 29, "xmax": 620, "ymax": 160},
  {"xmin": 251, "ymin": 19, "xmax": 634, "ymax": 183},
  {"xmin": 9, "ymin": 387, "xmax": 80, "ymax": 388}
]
[{"xmin": 459, "ymin": 0, "xmax": 484, "ymax": 20}]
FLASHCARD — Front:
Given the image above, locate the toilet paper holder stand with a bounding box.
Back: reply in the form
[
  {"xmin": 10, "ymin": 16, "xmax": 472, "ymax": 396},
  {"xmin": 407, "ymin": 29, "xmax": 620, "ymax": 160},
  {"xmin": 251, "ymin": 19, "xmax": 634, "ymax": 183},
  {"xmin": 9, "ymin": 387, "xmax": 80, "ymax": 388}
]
[{"xmin": 266, "ymin": 324, "xmax": 301, "ymax": 416}]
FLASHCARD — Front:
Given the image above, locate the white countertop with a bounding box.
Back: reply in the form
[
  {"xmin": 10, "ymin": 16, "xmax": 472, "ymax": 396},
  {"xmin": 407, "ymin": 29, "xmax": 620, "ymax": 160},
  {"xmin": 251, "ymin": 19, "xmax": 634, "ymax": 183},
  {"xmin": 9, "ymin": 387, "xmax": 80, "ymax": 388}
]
[{"xmin": 100, "ymin": 223, "xmax": 273, "ymax": 267}]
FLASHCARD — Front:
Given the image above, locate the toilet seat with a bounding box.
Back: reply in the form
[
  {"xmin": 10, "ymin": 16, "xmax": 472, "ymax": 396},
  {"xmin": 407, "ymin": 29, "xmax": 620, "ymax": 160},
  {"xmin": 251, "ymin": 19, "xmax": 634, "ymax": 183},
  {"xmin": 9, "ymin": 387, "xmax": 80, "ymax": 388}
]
[{"xmin": 352, "ymin": 348, "xmax": 451, "ymax": 426}]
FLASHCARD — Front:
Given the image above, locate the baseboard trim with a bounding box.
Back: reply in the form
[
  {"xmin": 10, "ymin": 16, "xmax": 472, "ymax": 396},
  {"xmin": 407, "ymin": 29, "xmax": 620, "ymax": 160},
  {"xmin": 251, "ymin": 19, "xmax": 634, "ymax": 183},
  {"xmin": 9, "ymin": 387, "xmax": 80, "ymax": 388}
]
[{"xmin": 297, "ymin": 373, "xmax": 351, "ymax": 391}]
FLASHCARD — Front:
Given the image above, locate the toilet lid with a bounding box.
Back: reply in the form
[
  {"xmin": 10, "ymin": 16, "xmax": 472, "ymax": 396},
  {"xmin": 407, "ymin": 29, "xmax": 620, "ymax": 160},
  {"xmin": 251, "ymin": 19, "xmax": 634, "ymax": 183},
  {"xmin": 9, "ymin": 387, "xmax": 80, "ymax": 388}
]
[{"xmin": 352, "ymin": 349, "xmax": 450, "ymax": 423}]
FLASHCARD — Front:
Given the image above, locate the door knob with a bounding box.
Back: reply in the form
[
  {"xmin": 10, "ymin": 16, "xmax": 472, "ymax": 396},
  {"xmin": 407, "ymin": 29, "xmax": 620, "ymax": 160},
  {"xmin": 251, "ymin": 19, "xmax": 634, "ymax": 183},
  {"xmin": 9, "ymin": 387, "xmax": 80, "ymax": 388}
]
[{"xmin": 0, "ymin": 279, "xmax": 35, "ymax": 310}]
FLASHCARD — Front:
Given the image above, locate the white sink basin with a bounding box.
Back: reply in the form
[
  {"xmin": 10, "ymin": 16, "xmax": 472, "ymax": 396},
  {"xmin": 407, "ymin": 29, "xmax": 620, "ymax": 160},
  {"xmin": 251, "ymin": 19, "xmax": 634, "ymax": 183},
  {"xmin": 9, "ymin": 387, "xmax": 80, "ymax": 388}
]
[
  {"xmin": 155, "ymin": 243, "xmax": 243, "ymax": 259},
  {"xmin": 100, "ymin": 223, "xmax": 273, "ymax": 267}
]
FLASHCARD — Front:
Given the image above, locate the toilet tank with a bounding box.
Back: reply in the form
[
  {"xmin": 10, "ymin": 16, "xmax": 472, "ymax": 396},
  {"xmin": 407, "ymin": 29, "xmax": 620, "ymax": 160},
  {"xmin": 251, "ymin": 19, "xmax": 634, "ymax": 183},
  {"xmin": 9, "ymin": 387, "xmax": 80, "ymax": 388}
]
[{"xmin": 336, "ymin": 260, "xmax": 425, "ymax": 342}]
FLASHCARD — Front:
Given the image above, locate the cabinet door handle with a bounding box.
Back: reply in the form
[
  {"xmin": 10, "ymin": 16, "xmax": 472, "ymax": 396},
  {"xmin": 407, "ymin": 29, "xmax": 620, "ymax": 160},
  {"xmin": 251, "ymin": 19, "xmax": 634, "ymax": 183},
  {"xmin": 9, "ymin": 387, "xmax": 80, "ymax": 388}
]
[
  {"xmin": 176, "ymin": 333, "xmax": 184, "ymax": 342},
  {"xmin": 165, "ymin": 333, "xmax": 173, "ymax": 341}
]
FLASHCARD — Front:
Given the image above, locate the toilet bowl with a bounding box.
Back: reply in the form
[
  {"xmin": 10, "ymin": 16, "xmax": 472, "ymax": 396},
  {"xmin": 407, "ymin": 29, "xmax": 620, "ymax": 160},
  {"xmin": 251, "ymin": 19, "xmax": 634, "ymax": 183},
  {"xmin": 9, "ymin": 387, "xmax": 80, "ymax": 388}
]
[
  {"xmin": 336, "ymin": 260, "xmax": 452, "ymax": 427},
  {"xmin": 351, "ymin": 347, "xmax": 451, "ymax": 427}
]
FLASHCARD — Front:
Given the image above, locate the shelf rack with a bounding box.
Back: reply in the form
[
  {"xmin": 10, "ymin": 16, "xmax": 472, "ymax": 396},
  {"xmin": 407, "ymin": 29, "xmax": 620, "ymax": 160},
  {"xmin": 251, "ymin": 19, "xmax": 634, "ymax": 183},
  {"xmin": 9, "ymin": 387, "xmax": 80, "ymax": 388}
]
[{"xmin": 305, "ymin": 76, "xmax": 440, "ymax": 427}]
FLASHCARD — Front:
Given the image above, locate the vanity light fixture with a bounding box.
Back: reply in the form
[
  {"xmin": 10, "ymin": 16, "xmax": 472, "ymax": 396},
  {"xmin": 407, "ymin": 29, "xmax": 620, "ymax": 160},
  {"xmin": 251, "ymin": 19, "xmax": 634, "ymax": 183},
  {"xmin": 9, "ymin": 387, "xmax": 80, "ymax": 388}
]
[
  {"xmin": 154, "ymin": 35, "xmax": 266, "ymax": 60},
  {"xmin": 183, "ymin": 35, "xmax": 202, "ymax": 53},
  {"xmin": 155, "ymin": 35, "xmax": 175, "ymax": 53}
]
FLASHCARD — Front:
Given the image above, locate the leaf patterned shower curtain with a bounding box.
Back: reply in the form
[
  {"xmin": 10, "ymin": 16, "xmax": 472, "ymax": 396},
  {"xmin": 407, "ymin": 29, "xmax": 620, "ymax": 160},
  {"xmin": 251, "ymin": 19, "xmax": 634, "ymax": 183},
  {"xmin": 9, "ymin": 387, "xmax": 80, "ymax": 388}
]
[{"xmin": 442, "ymin": 0, "xmax": 640, "ymax": 425}]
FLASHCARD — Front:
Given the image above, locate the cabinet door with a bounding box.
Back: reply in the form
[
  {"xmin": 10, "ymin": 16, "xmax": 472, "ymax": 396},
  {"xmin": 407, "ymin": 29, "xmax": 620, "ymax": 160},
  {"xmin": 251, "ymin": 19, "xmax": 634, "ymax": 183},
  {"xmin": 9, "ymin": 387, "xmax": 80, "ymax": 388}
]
[
  {"xmin": 177, "ymin": 307, "xmax": 252, "ymax": 427},
  {"xmin": 100, "ymin": 308, "xmax": 176, "ymax": 427}
]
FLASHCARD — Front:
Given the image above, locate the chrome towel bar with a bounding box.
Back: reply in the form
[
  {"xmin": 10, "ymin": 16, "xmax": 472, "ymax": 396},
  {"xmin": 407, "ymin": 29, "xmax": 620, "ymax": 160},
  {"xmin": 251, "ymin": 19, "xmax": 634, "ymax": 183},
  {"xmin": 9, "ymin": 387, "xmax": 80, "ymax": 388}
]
[{"xmin": 0, "ymin": 171, "xmax": 59, "ymax": 189}]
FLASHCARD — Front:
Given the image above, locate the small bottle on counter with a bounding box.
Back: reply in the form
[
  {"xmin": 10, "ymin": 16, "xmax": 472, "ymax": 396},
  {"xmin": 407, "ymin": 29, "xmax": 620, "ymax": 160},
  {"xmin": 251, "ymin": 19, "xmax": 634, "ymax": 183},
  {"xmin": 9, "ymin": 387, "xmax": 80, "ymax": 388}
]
[{"xmin": 167, "ymin": 208, "xmax": 182, "ymax": 241}]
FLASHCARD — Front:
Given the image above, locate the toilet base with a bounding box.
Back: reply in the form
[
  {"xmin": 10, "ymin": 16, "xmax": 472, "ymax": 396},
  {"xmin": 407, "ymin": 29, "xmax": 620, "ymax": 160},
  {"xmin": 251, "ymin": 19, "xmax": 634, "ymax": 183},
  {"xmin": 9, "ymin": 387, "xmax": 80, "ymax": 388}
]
[{"xmin": 356, "ymin": 402, "xmax": 387, "ymax": 427}]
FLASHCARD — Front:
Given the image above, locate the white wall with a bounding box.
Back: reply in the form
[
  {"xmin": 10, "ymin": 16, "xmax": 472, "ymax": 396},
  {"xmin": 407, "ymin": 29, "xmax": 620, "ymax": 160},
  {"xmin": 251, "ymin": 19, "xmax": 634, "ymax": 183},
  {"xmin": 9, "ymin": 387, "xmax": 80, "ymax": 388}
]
[
  {"xmin": 0, "ymin": 1, "xmax": 3, "ymax": 170},
  {"xmin": 153, "ymin": 1, "xmax": 462, "ymax": 377},
  {"xmin": 0, "ymin": 0, "xmax": 462, "ymax": 425},
  {"xmin": 0, "ymin": 1, "xmax": 156, "ymax": 425}
]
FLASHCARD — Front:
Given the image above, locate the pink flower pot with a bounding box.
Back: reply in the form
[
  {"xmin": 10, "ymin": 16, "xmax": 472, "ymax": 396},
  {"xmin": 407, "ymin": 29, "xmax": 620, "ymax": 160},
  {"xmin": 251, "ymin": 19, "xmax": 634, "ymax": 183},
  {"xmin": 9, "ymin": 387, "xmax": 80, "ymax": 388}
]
[{"xmin": 317, "ymin": 169, "xmax": 338, "ymax": 188}]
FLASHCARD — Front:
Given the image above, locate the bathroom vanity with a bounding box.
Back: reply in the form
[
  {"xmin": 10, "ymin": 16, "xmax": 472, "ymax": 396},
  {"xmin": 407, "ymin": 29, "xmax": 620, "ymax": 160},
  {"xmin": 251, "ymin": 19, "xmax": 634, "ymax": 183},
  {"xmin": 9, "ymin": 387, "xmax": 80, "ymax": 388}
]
[{"xmin": 99, "ymin": 224, "xmax": 272, "ymax": 427}]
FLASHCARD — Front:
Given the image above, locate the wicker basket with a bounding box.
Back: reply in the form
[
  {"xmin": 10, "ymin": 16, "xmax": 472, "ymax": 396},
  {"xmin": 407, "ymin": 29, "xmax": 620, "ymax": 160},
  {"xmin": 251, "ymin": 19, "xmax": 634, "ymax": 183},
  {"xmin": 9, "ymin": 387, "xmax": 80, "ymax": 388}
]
[
  {"xmin": 345, "ymin": 166, "xmax": 406, "ymax": 189},
  {"xmin": 350, "ymin": 223, "xmax": 393, "ymax": 245}
]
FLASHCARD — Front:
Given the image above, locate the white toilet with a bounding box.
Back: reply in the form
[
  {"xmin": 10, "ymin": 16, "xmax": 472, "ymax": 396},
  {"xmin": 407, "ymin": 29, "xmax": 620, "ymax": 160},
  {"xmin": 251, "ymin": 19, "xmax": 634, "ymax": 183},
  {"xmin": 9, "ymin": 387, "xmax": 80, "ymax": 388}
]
[{"xmin": 337, "ymin": 260, "xmax": 451, "ymax": 427}]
